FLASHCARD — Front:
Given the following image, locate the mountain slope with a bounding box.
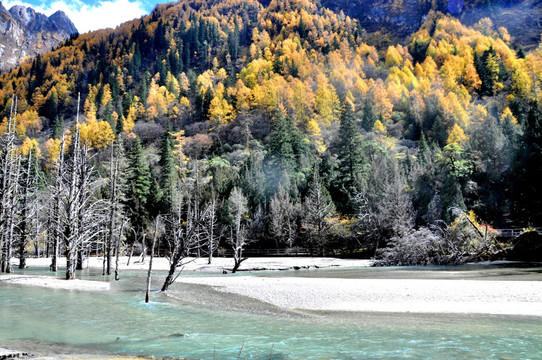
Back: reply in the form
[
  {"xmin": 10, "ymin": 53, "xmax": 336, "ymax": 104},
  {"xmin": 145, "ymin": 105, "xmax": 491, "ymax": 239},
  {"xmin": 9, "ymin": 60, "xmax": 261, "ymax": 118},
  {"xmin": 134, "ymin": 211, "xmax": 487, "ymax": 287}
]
[
  {"xmin": 0, "ymin": 2, "xmax": 77, "ymax": 72},
  {"xmin": 0, "ymin": 0, "xmax": 541, "ymax": 236}
]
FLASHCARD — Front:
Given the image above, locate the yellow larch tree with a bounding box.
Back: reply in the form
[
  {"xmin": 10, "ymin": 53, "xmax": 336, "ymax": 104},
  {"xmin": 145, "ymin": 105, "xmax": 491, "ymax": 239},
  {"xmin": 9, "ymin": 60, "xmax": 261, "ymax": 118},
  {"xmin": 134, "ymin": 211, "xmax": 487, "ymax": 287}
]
[
  {"xmin": 385, "ymin": 45, "xmax": 404, "ymax": 68},
  {"xmin": 447, "ymin": 123, "xmax": 467, "ymax": 145},
  {"xmin": 171, "ymin": 129, "xmax": 189, "ymax": 168},
  {"xmin": 371, "ymin": 79, "xmax": 394, "ymax": 120},
  {"xmin": 374, "ymin": 119, "xmax": 387, "ymax": 135},
  {"xmin": 78, "ymin": 119, "xmax": 115, "ymax": 150},
  {"xmin": 209, "ymin": 82, "xmax": 235, "ymax": 127},
  {"xmin": 19, "ymin": 137, "xmax": 41, "ymax": 157},
  {"xmin": 315, "ymin": 73, "xmax": 340, "ymax": 125},
  {"xmin": 16, "ymin": 109, "xmax": 41, "ymax": 138}
]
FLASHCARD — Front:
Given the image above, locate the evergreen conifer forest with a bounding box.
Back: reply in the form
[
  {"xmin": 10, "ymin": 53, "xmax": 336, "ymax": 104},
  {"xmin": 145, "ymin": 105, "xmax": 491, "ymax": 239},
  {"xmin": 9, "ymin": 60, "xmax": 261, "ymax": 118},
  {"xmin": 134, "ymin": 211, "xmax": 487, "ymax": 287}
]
[{"xmin": 1, "ymin": 0, "xmax": 542, "ymax": 278}]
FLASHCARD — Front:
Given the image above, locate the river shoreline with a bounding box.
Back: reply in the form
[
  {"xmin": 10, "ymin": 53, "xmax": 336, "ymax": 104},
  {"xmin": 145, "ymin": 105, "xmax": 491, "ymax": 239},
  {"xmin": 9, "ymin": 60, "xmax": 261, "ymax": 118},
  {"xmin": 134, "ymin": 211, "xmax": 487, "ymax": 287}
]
[
  {"xmin": 2, "ymin": 256, "xmax": 542, "ymax": 317},
  {"xmin": 2, "ymin": 258, "xmax": 542, "ymax": 359},
  {"xmin": 8, "ymin": 255, "xmax": 371, "ymax": 272}
]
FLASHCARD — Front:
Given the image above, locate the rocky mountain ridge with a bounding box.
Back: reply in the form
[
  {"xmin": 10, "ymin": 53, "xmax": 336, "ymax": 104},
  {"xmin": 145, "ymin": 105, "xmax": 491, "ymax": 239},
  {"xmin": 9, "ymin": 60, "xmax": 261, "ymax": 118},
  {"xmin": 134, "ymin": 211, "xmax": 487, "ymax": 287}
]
[
  {"xmin": 0, "ymin": 1, "xmax": 77, "ymax": 72},
  {"xmin": 320, "ymin": 0, "xmax": 542, "ymax": 47}
]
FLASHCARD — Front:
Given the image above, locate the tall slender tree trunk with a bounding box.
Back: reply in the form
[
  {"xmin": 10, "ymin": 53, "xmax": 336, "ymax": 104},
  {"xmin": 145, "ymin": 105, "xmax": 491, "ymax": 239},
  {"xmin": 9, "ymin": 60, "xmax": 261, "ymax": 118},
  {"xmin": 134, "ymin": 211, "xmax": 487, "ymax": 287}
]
[
  {"xmin": 115, "ymin": 219, "xmax": 125, "ymax": 281},
  {"xmin": 50, "ymin": 136, "xmax": 65, "ymax": 272},
  {"xmin": 145, "ymin": 218, "xmax": 160, "ymax": 303},
  {"xmin": 106, "ymin": 143, "xmax": 119, "ymax": 275}
]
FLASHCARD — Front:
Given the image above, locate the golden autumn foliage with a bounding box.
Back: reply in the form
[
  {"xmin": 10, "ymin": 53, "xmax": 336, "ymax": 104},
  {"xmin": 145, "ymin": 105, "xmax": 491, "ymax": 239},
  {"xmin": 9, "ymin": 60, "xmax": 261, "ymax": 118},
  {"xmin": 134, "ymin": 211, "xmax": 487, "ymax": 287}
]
[
  {"xmin": 171, "ymin": 129, "xmax": 189, "ymax": 166},
  {"xmin": 16, "ymin": 110, "xmax": 41, "ymax": 138},
  {"xmin": 45, "ymin": 138, "xmax": 63, "ymax": 165},
  {"xmin": 447, "ymin": 124, "xmax": 467, "ymax": 145},
  {"xmin": 78, "ymin": 119, "xmax": 115, "ymax": 150},
  {"xmin": 0, "ymin": 0, "xmax": 537, "ymax": 175},
  {"xmin": 501, "ymin": 107, "xmax": 518, "ymax": 125},
  {"xmin": 146, "ymin": 76, "xmax": 171, "ymax": 121},
  {"xmin": 19, "ymin": 137, "xmax": 41, "ymax": 157},
  {"xmin": 374, "ymin": 119, "xmax": 387, "ymax": 135},
  {"xmin": 385, "ymin": 46, "xmax": 404, "ymax": 68},
  {"xmin": 314, "ymin": 74, "xmax": 340, "ymax": 125},
  {"xmin": 209, "ymin": 83, "xmax": 235, "ymax": 126}
]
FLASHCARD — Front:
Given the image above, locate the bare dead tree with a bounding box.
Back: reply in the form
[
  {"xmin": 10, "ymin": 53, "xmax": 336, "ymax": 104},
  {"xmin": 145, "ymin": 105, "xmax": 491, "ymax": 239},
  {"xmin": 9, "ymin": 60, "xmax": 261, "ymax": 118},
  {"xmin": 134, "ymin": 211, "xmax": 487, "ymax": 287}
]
[
  {"xmin": 146, "ymin": 215, "xmax": 162, "ymax": 303},
  {"xmin": 269, "ymin": 186, "xmax": 298, "ymax": 248},
  {"xmin": 33, "ymin": 194, "xmax": 46, "ymax": 259},
  {"xmin": 161, "ymin": 184, "xmax": 203, "ymax": 292},
  {"xmin": 17, "ymin": 148, "xmax": 39, "ymax": 269},
  {"xmin": 115, "ymin": 218, "xmax": 126, "ymax": 281},
  {"xmin": 202, "ymin": 190, "xmax": 218, "ymax": 265},
  {"xmin": 0, "ymin": 98, "xmax": 21, "ymax": 273},
  {"xmin": 56, "ymin": 95, "xmax": 109, "ymax": 279},
  {"xmin": 105, "ymin": 136, "xmax": 126, "ymax": 275},
  {"xmin": 227, "ymin": 187, "xmax": 252, "ymax": 273},
  {"xmin": 48, "ymin": 134, "xmax": 66, "ymax": 272},
  {"xmin": 62, "ymin": 99, "xmax": 84, "ymax": 280}
]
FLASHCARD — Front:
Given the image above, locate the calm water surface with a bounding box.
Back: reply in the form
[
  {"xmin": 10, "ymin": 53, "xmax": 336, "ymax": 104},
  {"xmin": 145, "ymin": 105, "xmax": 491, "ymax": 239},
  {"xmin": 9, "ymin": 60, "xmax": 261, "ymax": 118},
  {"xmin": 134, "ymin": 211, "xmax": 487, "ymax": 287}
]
[{"xmin": 1, "ymin": 264, "xmax": 542, "ymax": 359}]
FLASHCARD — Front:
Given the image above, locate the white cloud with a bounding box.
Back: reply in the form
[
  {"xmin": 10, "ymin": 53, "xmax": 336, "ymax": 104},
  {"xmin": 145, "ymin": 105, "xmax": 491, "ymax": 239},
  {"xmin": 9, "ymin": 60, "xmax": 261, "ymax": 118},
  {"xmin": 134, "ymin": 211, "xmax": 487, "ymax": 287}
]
[{"xmin": 3, "ymin": 0, "xmax": 149, "ymax": 33}]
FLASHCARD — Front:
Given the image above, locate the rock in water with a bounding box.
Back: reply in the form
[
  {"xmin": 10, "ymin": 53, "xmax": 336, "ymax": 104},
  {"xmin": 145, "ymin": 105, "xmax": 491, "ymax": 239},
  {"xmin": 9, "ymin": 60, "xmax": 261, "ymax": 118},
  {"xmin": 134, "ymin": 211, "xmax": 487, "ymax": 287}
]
[{"xmin": 0, "ymin": 347, "xmax": 29, "ymax": 359}]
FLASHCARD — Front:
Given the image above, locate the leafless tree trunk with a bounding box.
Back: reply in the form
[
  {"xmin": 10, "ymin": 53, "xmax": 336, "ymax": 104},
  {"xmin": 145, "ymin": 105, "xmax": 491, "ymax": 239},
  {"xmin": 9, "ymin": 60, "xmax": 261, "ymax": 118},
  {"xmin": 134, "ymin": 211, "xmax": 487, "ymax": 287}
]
[
  {"xmin": 204, "ymin": 192, "xmax": 218, "ymax": 265},
  {"xmin": 49, "ymin": 136, "xmax": 66, "ymax": 272},
  {"xmin": 18, "ymin": 150, "xmax": 38, "ymax": 269},
  {"xmin": 161, "ymin": 187, "xmax": 197, "ymax": 291},
  {"xmin": 115, "ymin": 218, "xmax": 125, "ymax": 281},
  {"xmin": 145, "ymin": 216, "xmax": 161, "ymax": 303},
  {"xmin": 0, "ymin": 99, "xmax": 20, "ymax": 273},
  {"xmin": 106, "ymin": 137, "xmax": 125, "ymax": 275},
  {"xmin": 227, "ymin": 187, "xmax": 252, "ymax": 273},
  {"xmin": 64, "ymin": 98, "xmax": 84, "ymax": 280},
  {"xmin": 139, "ymin": 232, "xmax": 147, "ymax": 263},
  {"xmin": 59, "ymin": 94, "xmax": 108, "ymax": 279}
]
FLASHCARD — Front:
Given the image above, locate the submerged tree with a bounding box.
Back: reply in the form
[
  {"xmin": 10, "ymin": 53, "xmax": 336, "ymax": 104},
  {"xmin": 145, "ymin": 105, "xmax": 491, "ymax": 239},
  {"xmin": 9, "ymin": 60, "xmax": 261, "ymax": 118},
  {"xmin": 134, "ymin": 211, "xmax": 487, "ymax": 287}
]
[{"xmin": 105, "ymin": 135, "xmax": 127, "ymax": 276}]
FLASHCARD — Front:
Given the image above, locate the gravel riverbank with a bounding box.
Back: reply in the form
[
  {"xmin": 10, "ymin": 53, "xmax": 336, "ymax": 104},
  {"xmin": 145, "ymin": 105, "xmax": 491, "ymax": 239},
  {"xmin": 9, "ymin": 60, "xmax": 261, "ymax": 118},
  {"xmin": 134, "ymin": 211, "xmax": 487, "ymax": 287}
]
[{"xmin": 175, "ymin": 276, "xmax": 542, "ymax": 316}]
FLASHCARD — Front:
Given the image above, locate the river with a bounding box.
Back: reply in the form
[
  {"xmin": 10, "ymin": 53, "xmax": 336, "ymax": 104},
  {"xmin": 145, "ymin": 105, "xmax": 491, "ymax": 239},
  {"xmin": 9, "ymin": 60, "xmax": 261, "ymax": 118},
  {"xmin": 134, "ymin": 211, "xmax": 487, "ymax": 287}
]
[{"xmin": 1, "ymin": 263, "xmax": 541, "ymax": 359}]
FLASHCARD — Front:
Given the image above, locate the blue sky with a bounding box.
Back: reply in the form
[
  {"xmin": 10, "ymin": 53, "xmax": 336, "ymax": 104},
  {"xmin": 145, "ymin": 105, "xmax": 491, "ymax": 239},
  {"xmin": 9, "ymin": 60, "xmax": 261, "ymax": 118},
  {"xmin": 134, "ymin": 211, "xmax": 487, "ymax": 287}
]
[{"xmin": 3, "ymin": 0, "xmax": 171, "ymax": 33}]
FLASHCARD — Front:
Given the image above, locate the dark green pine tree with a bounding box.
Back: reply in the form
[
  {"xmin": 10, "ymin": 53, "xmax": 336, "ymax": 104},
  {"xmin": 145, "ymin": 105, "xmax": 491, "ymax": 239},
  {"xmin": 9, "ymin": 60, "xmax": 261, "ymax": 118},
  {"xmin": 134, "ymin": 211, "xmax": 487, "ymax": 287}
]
[
  {"xmin": 440, "ymin": 173, "xmax": 466, "ymax": 224},
  {"xmin": 265, "ymin": 110, "xmax": 310, "ymax": 196},
  {"xmin": 51, "ymin": 115, "xmax": 64, "ymax": 140},
  {"xmin": 42, "ymin": 89, "xmax": 59, "ymax": 121},
  {"xmin": 125, "ymin": 137, "xmax": 151, "ymax": 230},
  {"xmin": 159, "ymin": 127, "xmax": 176, "ymax": 213},
  {"xmin": 336, "ymin": 101, "xmax": 365, "ymax": 213},
  {"xmin": 147, "ymin": 178, "xmax": 162, "ymax": 219},
  {"xmin": 268, "ymin": 109, "xmax": 296, "ymax": 173},
  {"xmin": 337, "ymin": 102, "xmax": 365, "ymax": 188},
  {"xmin": 514, "ymin": 102, "xmax": 542, "ymax": 224},
  {"xmin": 115, "ymin": 115, "xmax": 124, "ymax": 138},
  {"xmin": 361, "ymin": 100, "xmax": 376, "ymax": 131}
]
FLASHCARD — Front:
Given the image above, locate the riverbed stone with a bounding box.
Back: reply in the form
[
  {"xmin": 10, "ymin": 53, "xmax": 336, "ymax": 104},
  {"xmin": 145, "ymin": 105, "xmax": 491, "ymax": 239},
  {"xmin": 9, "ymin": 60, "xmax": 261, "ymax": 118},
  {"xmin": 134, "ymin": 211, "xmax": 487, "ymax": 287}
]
[{"xmin": 0, "ymin": 348, "xmax": 30, "ymax": 359}]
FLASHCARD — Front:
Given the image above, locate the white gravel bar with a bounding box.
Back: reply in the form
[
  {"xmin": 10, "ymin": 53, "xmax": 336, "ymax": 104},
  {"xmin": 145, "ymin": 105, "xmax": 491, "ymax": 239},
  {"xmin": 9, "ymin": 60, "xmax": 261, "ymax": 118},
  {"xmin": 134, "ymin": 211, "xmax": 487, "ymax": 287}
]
[
  {"xmin": 0, "ymin": 275, "xmax": 110, "ymax": 291},
  {"xmin": 177, "ymin": 276, "xmax": 542, "ymax": 316}
]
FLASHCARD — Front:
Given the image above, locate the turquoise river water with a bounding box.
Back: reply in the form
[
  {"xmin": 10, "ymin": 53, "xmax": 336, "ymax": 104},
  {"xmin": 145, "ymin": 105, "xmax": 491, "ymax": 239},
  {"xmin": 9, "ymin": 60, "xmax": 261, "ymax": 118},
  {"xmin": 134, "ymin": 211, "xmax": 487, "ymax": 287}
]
[{"xmin": 1, "ymin": 264, "xmax": 542, "ymax": 359}]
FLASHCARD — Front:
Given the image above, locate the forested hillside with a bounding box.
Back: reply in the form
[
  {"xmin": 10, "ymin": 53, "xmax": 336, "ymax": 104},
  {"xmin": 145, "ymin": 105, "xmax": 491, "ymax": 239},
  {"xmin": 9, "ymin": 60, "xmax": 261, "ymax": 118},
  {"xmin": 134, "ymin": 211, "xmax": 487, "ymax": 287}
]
[{"xmin": 1, "ymin": 0, "xmax": 541, "ymax": 275}]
